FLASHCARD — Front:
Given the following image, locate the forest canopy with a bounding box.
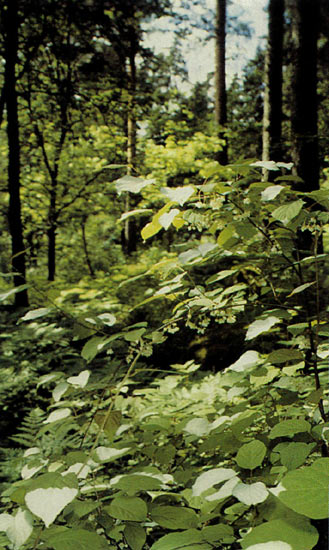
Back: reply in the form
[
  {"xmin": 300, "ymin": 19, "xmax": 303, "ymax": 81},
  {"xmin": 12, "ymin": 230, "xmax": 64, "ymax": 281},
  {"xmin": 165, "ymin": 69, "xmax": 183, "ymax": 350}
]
[{"xmin": 0, "ymin": 1, "xmax": 329, "ymax": 549}]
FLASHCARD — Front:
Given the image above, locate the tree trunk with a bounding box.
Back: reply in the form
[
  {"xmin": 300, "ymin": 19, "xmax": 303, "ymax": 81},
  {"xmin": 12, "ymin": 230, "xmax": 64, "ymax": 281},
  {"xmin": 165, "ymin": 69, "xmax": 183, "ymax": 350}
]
[
  {"xmin": 81, "ymin": 218, "xmax": 95, "ymax": 277},
  {"xmin": 123, "ymin": 35, "xmax": 138, "ymax": 255},
  {"xmin": 214, "ymin": 0, "xmax": 228, "ymax": 165},
  {"xmin": 290, "ymin": 0, "xmax": 319, "ymax": 192},
  {"xmin": 4, "ymin": 0, "xmax": 29, "ymax": 307},
  {"xmin": 262, "ymin": 0, "xmax": 284, "ymax": 178}
]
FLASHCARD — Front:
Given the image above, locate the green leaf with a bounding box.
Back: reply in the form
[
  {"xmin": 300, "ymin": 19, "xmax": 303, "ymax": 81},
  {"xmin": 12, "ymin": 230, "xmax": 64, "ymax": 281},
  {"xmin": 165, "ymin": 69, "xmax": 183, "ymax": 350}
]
[
  {"xmin": 20, "ymin": 307, "xmax": 52, "ymax": 322},
  {"xmin": 67, "ymin": 370, "xmax": 90, "ymax": 388},
  {"xmin": 192, "ymin": 468, "xmax": 237, "ymax": 497},
  {"xmin": 94, "ymin": 411, "xmax": 122, "ymax": 441},
  {"xmin": 277, "ymin": 458, "xmax": 329, "ymax": 519},
  {"xmin": 158, "ymin": 209, "xmax": 181, "ymax": 230},
  {"xmin": 123, "ymin": 328, "xmax": 146, "ymax": 342},
  {"xmin": 245, "ymin": 317, "xmax": 281, "ymax": 340},
  {"xmin": 150, "ymin": 506, "xmax": 198, "ymax": 530},
  {"xmin": 201, "ymin": 524, "xmax": 234, "ymax": 544},
  {"xmin": 217, "ymin": 225, "xmax": 235, "ymax": 247},
  {"xmin": 93, "ymin": 446, "xmax": 131, "ymax": 463},
  {"xmin": 184, "ymin": 417, "xmax": 210, "ymax": 437},
  {"xmin": 0, "ymin": 510, "xmax": 33, "ymax": 549},
  {"xmin": 124, "ymin": 523, "xmax": 146, "ymax": 550},
  {"xmin": 268, "ymin": 349, "xmax": 303, "ymax": 364},
  {"xmin": 229, "ymin": 350, "xmax": 261, "ymax": 372},
  {"xmin": 106, "ymin": 496, "xmax": 147, "ymax": 522},
  {"xmin": 261, "ymin": 185, "xmax": 285, "ymax": 201},
  {"xmin": 245, "ymin": 544, "xmax": 292, "ymax": 550},
  {"xmin": 150, "ymin": 529, "xmax": 211, "ymax": 550},
  {"xmin": 160, "ymin": 185, "xmax": 195, "ymax": 206},
  {"xmin": 240, "ymin": 518, "xmax": 318, "ymax": 550},
  {"xmin": 232, "ymin": 482, "xmax": 268, "ymax": 506},
  {"xmin": 43, "ymin": 528, "xmax": 108, "ymax": 550},
  {"xmin": 141, "ymin": 220, "xmax": 162, "ymax": 240},
  {"xmin": 0, "ymin": 284, "xmax": 29, "ymax": 303},
  {"xmin": 272, "ymin": 200, "xmax": 305, "ymax": 225},
  {"xmin": 115, "ymin": 175, "xmax": 153, "ymax": 194},
  {"xmin": 112, "ymin": 474, "xmax": 162, "ymax": 495},
  {"xmin": 25, "ymin": 474, "xmax": 78, "ymax": 528},
  {"xmin": 81, "ymin": 336, "xmax": 109, "ymax": 362},
  {"xmin": 269, "ymin": 419, "xmax": 311, "ymax": 439},
  {"xmin": 236, "ymin": 440, "xmax": 267, "ymax": 470},
  {"xmin": 250, "ymin": 160, "xmax": 281, "ymax": 171},
  {"xmin": 43, "ymin": 408, "xmax": 71, "ymax": 424},
  {"xmin": 275, "ymin": 442, "xmax": 315, "ymax": 470},
  {"xmin": 287, "ymin": 282, "xmax": 316, "ymax": 297}
]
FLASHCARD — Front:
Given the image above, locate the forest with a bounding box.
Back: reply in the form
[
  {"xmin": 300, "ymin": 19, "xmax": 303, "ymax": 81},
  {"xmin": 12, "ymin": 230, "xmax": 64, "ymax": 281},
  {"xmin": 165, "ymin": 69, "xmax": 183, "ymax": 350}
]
[{"xmin": 0, "ymin": 0, "xmax": 329, "ymax": 548}]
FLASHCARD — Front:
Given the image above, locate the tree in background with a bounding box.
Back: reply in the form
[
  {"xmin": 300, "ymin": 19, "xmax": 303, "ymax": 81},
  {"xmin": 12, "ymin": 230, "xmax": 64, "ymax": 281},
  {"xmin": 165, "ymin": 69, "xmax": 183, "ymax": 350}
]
[
  {"xmin": 214, "ymin": 0, "xmax": 228, "ymax": 164},
  {"xmin": 262, "ymin": 0, "xmax": 284, "ymax": 174},
  {"xmin": 2, "ymin": 0, "xmax": 29, "ymax": 306},
  {"xmin": 289, "ymin": 0, "xmax": 319, "ymax": 193}
]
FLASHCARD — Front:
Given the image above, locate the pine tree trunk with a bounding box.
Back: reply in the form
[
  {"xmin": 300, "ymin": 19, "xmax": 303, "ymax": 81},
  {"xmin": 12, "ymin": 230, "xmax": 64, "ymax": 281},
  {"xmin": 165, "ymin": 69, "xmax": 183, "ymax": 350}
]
[
  {"xmin": 262, "ymin": 0, "xmax": 284, "ymax": 178},
  {"xmin": 214, "ymin": 0, "xmax": 228, "ymax": 165},
  {"xmin": 4, "ymin": 0, "xmax": 29, "ymax": 307},
  {"xmin": 290, "ymin": 0, "xmax": 319, "ymax": 192}
]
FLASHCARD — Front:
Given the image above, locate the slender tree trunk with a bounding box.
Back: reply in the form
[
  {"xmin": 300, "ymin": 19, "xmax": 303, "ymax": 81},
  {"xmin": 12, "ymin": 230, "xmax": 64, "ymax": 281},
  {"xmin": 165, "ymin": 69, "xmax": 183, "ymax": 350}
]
[
  {"xmin": 123, "ymin": 38, "xmax": 138, "ymax": 254},
  {"xmin": 214, "ymin": 0, "xmax": 228, "ymax": 165},
  {"xmin": 290, "ymin": 0, "xmax": 319, "ymax": 192},
  {"xmin": 262, "ymin": 0, "xmax": 284, "ymax": 179},
  {"xmin": 81, "ymin": 218, "xmax": 95, "ymax": 277},
  {"xmin": 4, "ymin": 0, "xmax": 29, "ymax": 307}
]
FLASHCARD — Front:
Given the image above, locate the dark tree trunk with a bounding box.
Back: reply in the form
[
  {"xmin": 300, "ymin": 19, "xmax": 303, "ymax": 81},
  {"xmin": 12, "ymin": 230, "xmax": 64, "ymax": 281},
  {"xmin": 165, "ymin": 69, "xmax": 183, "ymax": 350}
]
[
  {"xmin": 262, "ymin": 0, "xmax": 284, "ymax": 177},
  {"xmin": 214, "ymin": 0, "xmax": 228, "ymax": 165},
  {"xmin": 4, "ymin": 0, "xmax": 29, "ymax": 307},
  {"xmin": 290, "ymin": 0, "xmax": 319, "ymax": 192},
  {"xmin": 123, "ymin": 32, "xmax": 138, "ymax": 255}
]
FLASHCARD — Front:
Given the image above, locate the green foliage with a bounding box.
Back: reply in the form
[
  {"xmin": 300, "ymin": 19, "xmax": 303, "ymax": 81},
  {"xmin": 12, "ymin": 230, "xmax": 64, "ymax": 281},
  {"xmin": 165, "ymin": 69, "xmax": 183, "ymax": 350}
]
[{"xmin": 0, "ymin": 160, "xmax": 328, "ymax": 549}]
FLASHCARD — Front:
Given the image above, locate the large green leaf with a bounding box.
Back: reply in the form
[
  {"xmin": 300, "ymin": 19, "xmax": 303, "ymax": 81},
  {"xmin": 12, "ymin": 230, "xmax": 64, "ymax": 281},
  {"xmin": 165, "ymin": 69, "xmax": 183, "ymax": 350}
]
[
  {"xmin": 25, "ymin": 474, "xmax": 78, "ymax": 528},
  {"xmin": 269, "ymin": 419, "xmax": 311, "ymax": 439},
  {"xmin": 232, "ymin": 482, "xmax": 268, "ymax": 506},
  {"xmin": 150, "ymin": 529, "xmax": 212, "ymax": 550},
  {"xmin": 268, "ymin": 349, "xmax": 303, "ymax": 364},
  {"xmin": 111, "ymin": 474, "xmax": 162, "ymax": 495},
  {"xmin": 192, "ymin": 468, "xmax": 237, "ymax": 497},
  {"xmin": 0, "ymin": 510, "xmax": 33, "ymax": 549},
  {"xmin": 115, "ymin": 175, "xmax": 153, "ymax": 194},
  {"xmin": 277, "ymin": 458, "xmax": 329, "ymax": 519},
  {"xmin": 42, "ymin": 528, "xmax": 108, "ymax": 550},
  {"xmin": 272, "ymin": 200, "xmax": 304, "ymax": 225},
  {"xmin": 246, "ymin": 317, "xmax": 281, "ymax": 340},
  {"xmin": 160, "ymin": 185, "xmax": 195, "ymax": 206},
  {"xmin": 240, "ymin": 518, "xmax": 318, "ymax": 550},
  {"xmin": 150, "ymin": 505, "xmax": 198, "ymax": 530},
  {"xmin": 236, "ymin": 440, "xmax": 267, "ymax": 470},
  {"xmin": 124, "ymin": 523, "xmax": 146, "ymax": 550},
  {"xmin": 106, "ymin": 496, "xmax": 147, "ymax": 522}
]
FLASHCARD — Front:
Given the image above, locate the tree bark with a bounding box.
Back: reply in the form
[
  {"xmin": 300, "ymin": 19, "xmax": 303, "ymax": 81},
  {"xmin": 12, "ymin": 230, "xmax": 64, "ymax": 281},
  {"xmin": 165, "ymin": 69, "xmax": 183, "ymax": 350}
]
[
  {"xmin": 290, "ymin": 0, "xmax": 319, "ymax": 192},
  {"xmin": 262, "ymin": 0, "xmax": 284, "ymax": 178},
  {"xmin": 123, "ymin": 30, "xmax": 138, "ymax": 254},
  {"xmin": 214, "ymin": 0, "xmax": 228, "ymax": 165},
  {"xmin": 4, "ymin": 0, "xmax": 29, "ymax": 307}
]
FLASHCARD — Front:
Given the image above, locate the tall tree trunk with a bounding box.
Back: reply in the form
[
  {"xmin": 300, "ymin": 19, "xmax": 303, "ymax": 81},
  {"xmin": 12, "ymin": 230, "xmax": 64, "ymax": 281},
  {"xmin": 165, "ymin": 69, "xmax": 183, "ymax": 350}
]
[
  {"xmin": 123, "ymin": 38, "xmax": 138, "ymax": 254},
  {"xmin": 4, "ymin": 0, "xmax": 29, "ymax": 307},
  {"xmin": 290, "ymin": 0, "xmax": 319, "ymax": 192},
  {"xmin": 214, "ymin": 0, "xmax": 228, "ymax": 165},
  {"xmin": 290, "ymin": 0, "xmax": 320, "ymax": 257},
  {"xmin": 262, "ymin": 0, "xmax": 284, "ymax": 178}
]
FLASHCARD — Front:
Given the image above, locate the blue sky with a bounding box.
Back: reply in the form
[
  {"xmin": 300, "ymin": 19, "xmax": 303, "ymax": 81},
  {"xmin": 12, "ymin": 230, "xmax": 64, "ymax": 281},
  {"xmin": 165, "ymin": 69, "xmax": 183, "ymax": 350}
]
[{"xmin": 143, "ymin": 0, "xmax": 267, "ymax": 86}]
